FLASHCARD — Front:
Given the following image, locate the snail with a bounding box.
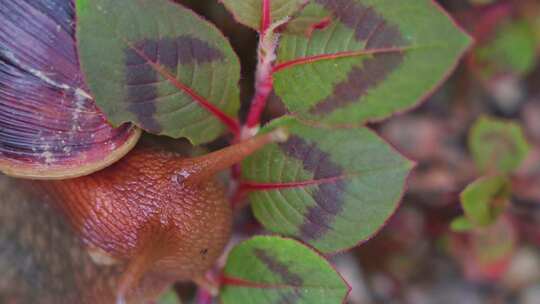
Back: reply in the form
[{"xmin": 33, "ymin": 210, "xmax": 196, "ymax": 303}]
[
  {"xmin": 0, "ymin": 0, "xmax": 286, "ymax": 302},
  {"xmin": 0, "ymin": 175, "xmax": 171, "ymax": 304}
]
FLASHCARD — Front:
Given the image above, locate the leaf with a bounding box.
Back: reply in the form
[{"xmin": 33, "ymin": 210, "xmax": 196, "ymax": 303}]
[
  {"xmin": 219, "ymin": 0, "xmax": 309, "ymax": 31},
  {"xmin": 450, "ymin": 216, "xmax": 517, "ymax": 281},
  {"xmin": 470, "ymin": 216, "xmax": 516, "ymax": 267},
  {"xmin": 450, "ymin": 216, "xmax": 474, "ymax": 232},
  {"xmin": 273, "ymin": 0, "xmax": 472, "ymax": 125},
  {"xmin": 157, "ymin": 289, "xmax": 182, "ymax": 304},
  {"xmin": 475, "ymin": 20, "xmax": 538, "ymax": 79},
  {"xmin": 221, "ymin": 236, "xmax": 350, "ymax": 304},
  {"xmin": 76, "ymin": 0, "xmax": 240, "ymax": 145},
  {"xmin": 281, "ymin": 5, "xmax": 333, "ymax": 37},
  {"xmin": 460, "ymin": 175, "xmax": 511, "ymax": 227},
  {"xmin": 469, "ymin": 116, "xmax": 530, "ymax": 174},
  {"xmin": 242, "ymin": 117, "xmax": 413, "ymax": 253}
]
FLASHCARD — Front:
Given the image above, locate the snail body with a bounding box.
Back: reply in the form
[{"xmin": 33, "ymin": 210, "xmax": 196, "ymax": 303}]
[
  {"xmin": 0, "ymin": 175, "xmax": 170, "ymax": 304},
  {"xmin": 41, "ymin": 148, "xmax": 232, "ymax": 280},
  {"xmin": 33, "ymin": 132, "xmax": 283, "ymax": 298}
]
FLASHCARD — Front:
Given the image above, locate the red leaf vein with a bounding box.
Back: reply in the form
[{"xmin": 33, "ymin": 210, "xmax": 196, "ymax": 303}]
[
  {"xmin": 125, "ymin": 41, "xmax": 240, "ymax": 135},
  {"xmin": 272, "ymin": 46, "xmax": 408, "ymax": 73},
  {"xmin": 241, "ymin": 174, "xmax": 351, "ymax": 191}
]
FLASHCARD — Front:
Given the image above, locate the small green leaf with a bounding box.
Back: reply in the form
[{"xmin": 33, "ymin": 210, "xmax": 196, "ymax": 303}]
[
  {"xmin": 273, "ymin": 0, "xmax": 472, "ymax": 125},
  {"xmin": 476, "ymin": 20, "xmax": 537, "ymax": 78},
  {"xmin": 157, "ymin": 289, "xmax": 182, "ymax": 304},
  {"xmin": 451, "ymin": 216, "xmax": 474, "ymax": 232},
  {"xmin": 242, "ymin": 117, "xmax": 413, "ymax": 253},
  {"xmin": 469, "ymin": 116, "xmax": 530, "ymax": 174},
  {"xmin": 471, "ymin": 216, "xmax": 516, "ymax": 266},
  {"xmin": 221, "ymin": 236, "xmax": 350, "ymax": 304},
  {"xmin": 460, "ymin": 175, "xmax": 511, "ymax": 227},
  {"xmin": 219, "ymin": 0, "xmax": 308, "ymax": 31},
  {"xmin": 76, "ymin": 0, "xmax": 240, "ymax": 144}
]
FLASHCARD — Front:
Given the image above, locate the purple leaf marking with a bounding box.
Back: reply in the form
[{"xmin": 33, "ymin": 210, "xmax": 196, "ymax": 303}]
[
  {"xmin": 254, "ymin": 248, "xmax": 303, "ymax": 302},
  {"xmin": 273, "ymin": 0, "xmax": 407, "ymax": 115},
  {"xmin": 123, "ymin": 36, "xmax": 226, "ymax": 134},
  {"xmin": 279, "ymin": 136, "xmax": 346, "ymax": 240},
  {"xmin": 309, "ymin": 0, "xmax": 406, "ymax": 114}
]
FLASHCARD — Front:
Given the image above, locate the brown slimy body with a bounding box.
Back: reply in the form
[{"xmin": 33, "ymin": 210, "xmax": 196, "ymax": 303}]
[
  {"xmin": 39, "ymin": 148, "xmax": 232, "ymax": 281},
  {"xmin": 0, "ymin": 175, "xmax": 170, "ymax": 304},
  {"xmin": 24, "ymin": 130, "xmax": 286, "ymax": 300}
]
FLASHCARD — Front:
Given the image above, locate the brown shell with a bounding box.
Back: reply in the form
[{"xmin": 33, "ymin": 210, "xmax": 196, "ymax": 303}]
[{"xmin": 0, "ymin": 0, "xmax": 140, "ymax": 180}]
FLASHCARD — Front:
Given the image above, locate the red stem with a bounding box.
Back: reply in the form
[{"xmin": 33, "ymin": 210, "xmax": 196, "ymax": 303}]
[
  {"xmin": 195, "ymin": 289, "xmax": 213, "ymax": 304},
  {"xmin": 244, "ymin": 0, "xmax": 276, "ymax": 130},
  {"xmin": 245, "ymin": 73, "xmax": 273, "ymax": 129},
  {"xmin": 234, "ymin": 0, "xmax": 275, "ymax": 201},
  {"xmin": 231, "ymin": 186, "xmax": 249, "ymax": 208}
]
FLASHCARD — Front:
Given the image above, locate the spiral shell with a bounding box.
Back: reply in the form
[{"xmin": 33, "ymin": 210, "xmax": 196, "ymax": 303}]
[{"xmin": 0, "ymin": 0, "xmax": 140, "ymax": 179}]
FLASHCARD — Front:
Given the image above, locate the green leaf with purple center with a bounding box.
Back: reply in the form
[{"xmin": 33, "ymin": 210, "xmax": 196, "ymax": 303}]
[
  {"xmin": 221, "ymin": 236, "xmax": 350, "ymax": 304},
  {"xmin": 476, "ymin": 20, "xmax": 537, "ymax": 79},
  {"xmin": 469, "ymin": 116, "xmax": 530, "ymax": 174},
  {"xmin": 459, "ymin": 175, "xmax": 511, "ymax": 228},
  {"xmin": 242, "ymin": 117, "xmax": 413, "ymax": 253},
  {"xmin": 273, "ymin": 0, "xmax": 472, "ymax": 125},
  {"xmin": 450, "ymin": 216, "xmax": 474, "ymax": 232},
  {"xmin": 75, "ymin": 0, "xmax": 241, "ymax": 144},
  {"xmin": 467, "ymin": 216, "xmax": 516, "ymax": 266}
]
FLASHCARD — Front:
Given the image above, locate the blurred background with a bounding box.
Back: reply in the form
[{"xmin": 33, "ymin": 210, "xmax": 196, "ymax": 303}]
[{"xmin": 1, "ymin": 0, "xmax": 539, "ymax": 303}]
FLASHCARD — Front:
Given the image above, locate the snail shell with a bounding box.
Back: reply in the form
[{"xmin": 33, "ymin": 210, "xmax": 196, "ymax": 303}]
[{"xmin": 0, "ymin": 0, "xmax": 141, "ymax": 180}]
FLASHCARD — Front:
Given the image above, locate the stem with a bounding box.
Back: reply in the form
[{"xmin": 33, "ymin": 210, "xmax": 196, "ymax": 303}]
[
  {"xmin": 244, "ymin": 62, "xmax": 274, "ymax": 130},
  {"xmin": 195, "ymin": 288, "xmax": 214, "ymax": 304},
  {"xmin": 194, "ymin": 269, "xmax": 221, "ymax": 304},
  {"xmin": 234, "ymin": 0, "xmax": 279, "ymax": 206},
  {"xmin": 244, "ymin": 0, "xmax": 278, "ymax": 133},
  {"xmin": 231, "ymin": 184, "xmax": 250, "ymax": 210}
]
